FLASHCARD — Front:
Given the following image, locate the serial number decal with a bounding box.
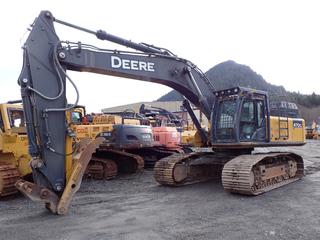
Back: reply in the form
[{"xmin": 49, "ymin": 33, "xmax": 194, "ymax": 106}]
[
  {"xmin": 100, "ymin": 132, "xmax": 112, "ymax": 137},
  {"xmin": 141, "ymin": 134, "xmax": 151, "ymax": 139},
  {"xmin": 76, "ymin": 128, "xmax": 88, "ymax": 133},
  {"xmin": 293, "ymin": 120, "xmax": 303, "ymax": 128},
  {"xmin": 111, "ymin": 56, "xmax": 155, "ymax": 72}
]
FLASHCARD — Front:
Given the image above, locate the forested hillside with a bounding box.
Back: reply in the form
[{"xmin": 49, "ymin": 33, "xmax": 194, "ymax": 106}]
[{"xmin": 157, "ymin": 60, "xmax": 320, "ymax": 124}]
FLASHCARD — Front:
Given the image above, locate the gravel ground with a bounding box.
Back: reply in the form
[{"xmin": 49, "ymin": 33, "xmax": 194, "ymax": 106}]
[{"xmin": 0, "ymin": 140, "xmax": 319, "ymax": 240}]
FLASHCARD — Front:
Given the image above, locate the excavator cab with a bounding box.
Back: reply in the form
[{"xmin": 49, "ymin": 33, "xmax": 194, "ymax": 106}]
[{"xmin": 212, "ymin": 87, "xmax": 269, "ymax": 144}]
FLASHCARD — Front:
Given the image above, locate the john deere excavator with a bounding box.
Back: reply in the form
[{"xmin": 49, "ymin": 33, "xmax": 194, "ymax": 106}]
[{"xmin": 16, "ymin": 11, "xmax": 305, "ymax": 214}]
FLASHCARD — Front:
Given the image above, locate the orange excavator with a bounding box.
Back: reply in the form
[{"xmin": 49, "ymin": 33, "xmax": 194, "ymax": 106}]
[{"xmin": 138, "ymin": 104, "xmax": 192, "ymax": 167}]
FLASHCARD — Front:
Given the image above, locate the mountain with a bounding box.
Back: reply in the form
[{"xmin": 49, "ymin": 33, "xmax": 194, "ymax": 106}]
[
  {"xmin": 158, "ymin": 60, "xmax": 287, "ymax": 101},
  {"xmin": 157, "ymin": 60, "xmax": 320, "ymax": 124}
]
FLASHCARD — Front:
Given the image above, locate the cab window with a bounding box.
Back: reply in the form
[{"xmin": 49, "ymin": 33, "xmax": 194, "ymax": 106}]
[
  {"xmin": 257, "ymin": 100, "xmax": 265, "ymax": 127},
  {"xmin": 241, "ymin": 101, "xmax": 254, "ymax": 122},
  {"xmin": 8, "ymin": 109, "xmax": 25, "ymax": 128},
  {"xmin": 72, "ymin": 111, "xmax": 82, "ymax": 124},
  {"xmin": 240, "ymin": 99, "xmax": 266, "ymax": 141},
  {"xmin": 218, "ymin": 100, "xmax": 237, "ymax": 129},
  {"xmin": 216, "ymin": 99, "xmax": 237, "ymax": 141},
  {"xmin": 0, "ymin": 111, "xmax": 4, "ymax": 132}
]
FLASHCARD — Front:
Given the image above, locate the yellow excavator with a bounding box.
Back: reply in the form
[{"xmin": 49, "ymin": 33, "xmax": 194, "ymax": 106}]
[
  {"xmin": 15, "ymin": 11, "xmax": 305, "ymax": 214},
  {"xmin": 0, "ymin": 101, "xmax": 31, "ymax": 197}
]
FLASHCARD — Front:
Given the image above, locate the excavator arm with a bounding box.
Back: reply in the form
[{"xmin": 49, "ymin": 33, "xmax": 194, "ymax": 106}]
[{"xmin": 16, "ymin": 11, "xmax": 215, "ymax": 214}]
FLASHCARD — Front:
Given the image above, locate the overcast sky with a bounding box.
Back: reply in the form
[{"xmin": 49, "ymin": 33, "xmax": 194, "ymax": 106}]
[{"xmin": 0, "ymin": 0, "xmax": 319, "ymax": 112}]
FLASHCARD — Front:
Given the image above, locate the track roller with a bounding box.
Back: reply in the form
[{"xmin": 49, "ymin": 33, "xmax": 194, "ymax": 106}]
[{"xmin": 0, "ymin": 163, "xmax": 20, "ymax": 197}]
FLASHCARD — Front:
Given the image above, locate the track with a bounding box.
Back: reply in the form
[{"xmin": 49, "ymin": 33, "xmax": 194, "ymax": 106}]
[
  {"xmin": 129, "ymin": 147, "xmax": 184, "ymax": 169},
  {"xmin": 86, "ymin": 149, "xmax": 144, "ymax": 180},
  {"xmin": 86, "ymin": 158, "xmax": 118, "ymax": 180},
  {"xmin": 0, "ymin": 163, "xmax": 20, "ymax": 197},
  {"xmin": 222, "ymin": 152, "xmax": 304, "ymax": 195},
  {"xmin": 154, "ymin": 152, "xmax": 232, "ymax": 186},
  {"xmin": 86, "ymin": 146, "xmax": 185, "ymax": 179},
  {"xmin": 154, "ymin": 151, "xmax": 304, "ymax": 196}
]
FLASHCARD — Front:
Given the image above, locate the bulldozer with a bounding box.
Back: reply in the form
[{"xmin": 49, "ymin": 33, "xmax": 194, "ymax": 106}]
[
  {"xmin": 0, "ymin": 102, "xmax": 31, "ymax": 197},
  {"xmin": 15, "ymin": 11, "xmax": 305, "ymax": 214}
]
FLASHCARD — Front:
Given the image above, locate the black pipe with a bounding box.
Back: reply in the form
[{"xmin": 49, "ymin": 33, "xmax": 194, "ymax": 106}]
[
  {"xmin": 54, "ymin": 16, "xmax": 166, "ymax": 55},
  {"xmin": 7, "ymin": 100, "xmax": 22, "ymax": 104}
]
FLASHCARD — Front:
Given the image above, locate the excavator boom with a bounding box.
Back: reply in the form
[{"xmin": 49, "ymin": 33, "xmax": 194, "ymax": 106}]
[{"xmin": 17, "ymin": 11, "xmax": 215, "ymax": 214}]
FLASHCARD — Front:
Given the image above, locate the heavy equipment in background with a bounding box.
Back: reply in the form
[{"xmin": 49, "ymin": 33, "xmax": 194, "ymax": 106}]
[
  {"xmin": 16, "ymin": 11, "xmax": 305, "ymax": 214},
  {"xmin": 0, "ymin": 102, "xmax": 32, "ymax": 197},
  {"xmin": 71, "ymin": 110, "xmax": 146, "ymax": 179},
  {"xmin": 180, "ymin": 126, "xmax": 205, "ymax": 147},
  {"xmin": 311, "ymin": 121, "xmax": 320, "ymax": 140},
  {"xmin": 305, "ymin": 120, "xmax": 320, "ymax": 140},
  {"xmin": 74, "ymin": 110, "xmax": 181, "ymax": 172},
  {"xmin": 89, "ymin": 114, "xmax": 186, "ymax": 169},
  {"xmin": 305, "ymin": 125, "xmax": 315, "ymax": 139},
  {"xmin": 101, "ymin": 105, "xmax": 193, "ymax": 167},
  {"xmin": 95, "ymin": 124, "xmax": 171, "ymax": 169},
  {"xmin": 138, "ymin": 103, "xmax": 194, "ymax": 166},
  {"xmin": 139, "ymin": 103, "xmax": 184, "ymax": 127},
  {"xmin": 138, "ymin": 103, "xmax": 204, "ymax": 149},
  {"xmin": 306, "ymin": 120, "xmax": 320, "ymax": 140}
]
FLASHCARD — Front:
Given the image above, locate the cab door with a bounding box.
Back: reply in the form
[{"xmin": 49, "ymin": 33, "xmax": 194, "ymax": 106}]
[{"xmin": 239, "ymin": 98, "xmax": 267, "ymax": 142}]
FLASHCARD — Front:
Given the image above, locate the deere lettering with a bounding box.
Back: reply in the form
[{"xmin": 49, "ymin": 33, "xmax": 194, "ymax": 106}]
[{"xmin": 111, "ymin": 56, "xmax": 155, "ymax": 72}]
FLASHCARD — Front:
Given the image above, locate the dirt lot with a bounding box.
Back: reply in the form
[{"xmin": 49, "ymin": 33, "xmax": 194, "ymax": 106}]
[{"xmin": 1, "ymin": 140, "xmax": 320, "ymax": 240}]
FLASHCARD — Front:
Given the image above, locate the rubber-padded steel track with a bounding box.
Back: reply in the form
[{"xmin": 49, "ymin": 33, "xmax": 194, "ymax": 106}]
[
  {"xmin": 0, "ymin": 163, "xmax": 20, "ymax": 197},
  {"xmin": 108, "ymin": 149, "xmax": 144, "ymax": 173},
  {"xmin": 133, "ymin": 147, "xmax": 183, "ymax": 168},
  {"xmin": 222, "ymin": 152, "xmax": 304, "ymax": 195},
  {"xmin": 86, "ymin": 158, "xmax": 118, "ymax": 180},
  {"xmin": 154, "ymin": 152, "xmax": 231, "ymax": 186},
  {"xmin": 87, "ymin": 148, "xmax": 144, "ymax": 179}
]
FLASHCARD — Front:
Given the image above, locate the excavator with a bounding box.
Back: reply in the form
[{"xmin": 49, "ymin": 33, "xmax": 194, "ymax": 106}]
[
  {"xmin": 16, "ymin": 11, "xmax": 305, "ymax": 214},
  {"xmin": 72, "ymin": 110, "xmax": 146, "ymax": 179},
  {"xmin": 138, "ymin": 103, "xmax": 207, "ymax": 147},
  {"xmin": 139, "ymin": 103, "xmax": 184, "ymax": 127},
  {"xmin": 75, "ymin": 110, "xmax": 180, "ymax": 172},
  {"xmin": 137, "ymin": 104, "xmax": 193, "ymax": 167}
]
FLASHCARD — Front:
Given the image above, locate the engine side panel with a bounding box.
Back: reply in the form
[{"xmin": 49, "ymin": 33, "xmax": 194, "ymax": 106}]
[{"xmin": 269, "ymin": 116, "xmax": 305, "ymax": 143}]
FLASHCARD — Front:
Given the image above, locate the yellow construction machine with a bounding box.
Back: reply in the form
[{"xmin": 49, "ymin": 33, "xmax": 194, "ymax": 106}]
[
  {"xmin": 305, "ymin": 126, "xmax": 314, "ymax": 139},
  {"xmin": 305, "ymin": 121, "xmax": 320, "ymax": 140},
  {"xmin": 180, "ymin": 128, "xmax": 203, "ymax": 147},
  {"xmin": 0, "ymin": 102, "xmax": 31, "ymax": 197},
  {"xmin": 310, "ymin": 121, "xmax": 320, "ymax": 140}
]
